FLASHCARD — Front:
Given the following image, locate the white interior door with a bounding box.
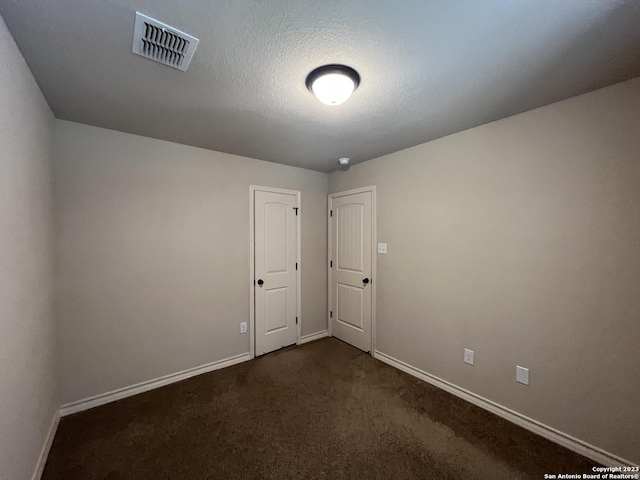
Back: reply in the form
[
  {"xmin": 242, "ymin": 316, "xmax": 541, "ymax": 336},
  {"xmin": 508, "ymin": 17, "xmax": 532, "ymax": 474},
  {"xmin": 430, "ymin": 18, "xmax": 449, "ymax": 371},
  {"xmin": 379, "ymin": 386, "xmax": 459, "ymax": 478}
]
[
  {"xmin": 330, "ymin": 189, "xmax": 374, "ymax": 352},
  {"xmin": 254, "ymin": 189, "xmax": 299, "ymax": 356}
]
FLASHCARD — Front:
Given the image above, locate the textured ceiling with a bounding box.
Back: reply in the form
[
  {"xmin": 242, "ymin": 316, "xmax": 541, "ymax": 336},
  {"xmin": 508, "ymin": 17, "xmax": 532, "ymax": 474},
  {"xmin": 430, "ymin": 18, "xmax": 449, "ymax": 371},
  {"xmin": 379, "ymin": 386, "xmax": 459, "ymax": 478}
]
[{"xmin": 1, "ymin": 0, "xmax": 640, "ymax": 172}]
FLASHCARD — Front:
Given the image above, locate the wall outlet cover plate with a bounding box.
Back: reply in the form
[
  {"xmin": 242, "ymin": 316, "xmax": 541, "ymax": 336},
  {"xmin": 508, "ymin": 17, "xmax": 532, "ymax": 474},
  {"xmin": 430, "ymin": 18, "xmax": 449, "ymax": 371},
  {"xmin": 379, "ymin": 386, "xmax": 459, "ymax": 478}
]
[
  {"xmin": 464, "ymin": 348, "xmax": 474, "ymax": 365},
  {"xmin": 516, "ymin": 366, "xmax": 530, "ymax": 385}
]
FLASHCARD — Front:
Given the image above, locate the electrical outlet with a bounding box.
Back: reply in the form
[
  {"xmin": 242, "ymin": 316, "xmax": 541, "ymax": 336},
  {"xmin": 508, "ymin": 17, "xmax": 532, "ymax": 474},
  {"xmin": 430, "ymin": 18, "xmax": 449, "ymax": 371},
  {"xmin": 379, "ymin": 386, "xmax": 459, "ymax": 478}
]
[
  {"xmin": 377, "ymin": 243, "xmax": 387, "ymax": 254},
  {"xmin": 240, "ymin": 322, "xmax": 247, "ymax": 334},
  {"xmin": 464, "ymin": 348, "xmax": 474, "ymax": 365},
  {"xmin": 516, "ymin": 366, "xmax": 529, "ymax": 385}
]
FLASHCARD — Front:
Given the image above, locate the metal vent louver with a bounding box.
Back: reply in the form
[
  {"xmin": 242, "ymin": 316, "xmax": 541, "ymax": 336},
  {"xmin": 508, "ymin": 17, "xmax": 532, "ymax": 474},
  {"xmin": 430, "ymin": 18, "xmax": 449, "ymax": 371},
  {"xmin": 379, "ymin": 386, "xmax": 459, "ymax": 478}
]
[{"xmin": 132, "ymin": 12, "xmax": 199, "ymax": 71}]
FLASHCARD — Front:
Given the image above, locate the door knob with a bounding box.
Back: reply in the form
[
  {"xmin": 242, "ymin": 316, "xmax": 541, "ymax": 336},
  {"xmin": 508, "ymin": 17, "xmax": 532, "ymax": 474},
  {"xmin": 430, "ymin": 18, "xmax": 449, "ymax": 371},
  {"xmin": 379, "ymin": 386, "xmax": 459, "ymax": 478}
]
[
  {"xmin": 363, "ymin": 278, "xmax": 369, "ymax": 284},
  {"xmin": 257, "ymin": 279, "xmax": 264, "ymax": 286}
]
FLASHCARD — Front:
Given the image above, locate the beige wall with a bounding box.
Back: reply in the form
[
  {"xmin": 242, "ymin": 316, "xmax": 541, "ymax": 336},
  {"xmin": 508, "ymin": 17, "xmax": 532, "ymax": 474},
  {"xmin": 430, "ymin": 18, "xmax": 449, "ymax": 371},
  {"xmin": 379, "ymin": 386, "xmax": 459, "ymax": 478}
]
[
  {"xmin": 53, "ymin": 120, "xmax": 328, "ymax": 405},
  {"xmin": 0, "ymin": 16, "xmax": 57, "ymax": 480},
  {"xmin": 329, "ymin": 78, "xmax": 640, "ymax": 463}
]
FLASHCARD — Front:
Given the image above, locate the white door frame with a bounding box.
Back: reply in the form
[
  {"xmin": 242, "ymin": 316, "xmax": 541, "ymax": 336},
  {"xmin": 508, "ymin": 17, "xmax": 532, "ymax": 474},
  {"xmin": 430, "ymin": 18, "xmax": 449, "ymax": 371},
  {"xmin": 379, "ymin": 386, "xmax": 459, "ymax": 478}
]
[
  {"xmin": 249, "ymin": 185, "xmax": 302, "ymax": 359},
  {"xmin": 328, "ymin": 186, "xmax": 377, "ymax": 355}
]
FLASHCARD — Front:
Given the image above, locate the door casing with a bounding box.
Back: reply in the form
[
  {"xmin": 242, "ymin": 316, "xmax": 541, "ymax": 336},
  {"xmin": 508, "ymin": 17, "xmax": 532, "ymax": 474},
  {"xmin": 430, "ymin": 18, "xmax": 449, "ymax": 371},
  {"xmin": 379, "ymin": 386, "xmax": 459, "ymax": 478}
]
[
  {"xmin": 328, "ymin": 186, "xmax": 377, "ymax": 355},
  {"xmin": 249, "ymin": 185, "xmax": 301, "ymax": 358}
]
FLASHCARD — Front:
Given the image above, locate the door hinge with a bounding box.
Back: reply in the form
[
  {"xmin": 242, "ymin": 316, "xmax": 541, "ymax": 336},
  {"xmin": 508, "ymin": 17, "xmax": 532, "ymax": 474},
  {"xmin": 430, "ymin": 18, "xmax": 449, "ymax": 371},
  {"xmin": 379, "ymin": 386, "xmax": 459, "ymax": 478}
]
[
  {"xmin": 296, "ymin": 317, "xmax": 298, "ymax": 325},
  {"xmin": 330, "ymin": 311, "xmax": 333, "ymax": 318},
  {"xmin": 330, "ymin": 260, "xmax": 333, "ymax": 268},
  {"xmin": 330, "ymin": 210, "xmax": 333, "ymax": 217},
  {"xmin": 293, "ymin": 207, "xmax": 299, "ymax": 216},
  {"xmin": 295, "ymin": 262, "xmax": 298, "ymax": 270}
]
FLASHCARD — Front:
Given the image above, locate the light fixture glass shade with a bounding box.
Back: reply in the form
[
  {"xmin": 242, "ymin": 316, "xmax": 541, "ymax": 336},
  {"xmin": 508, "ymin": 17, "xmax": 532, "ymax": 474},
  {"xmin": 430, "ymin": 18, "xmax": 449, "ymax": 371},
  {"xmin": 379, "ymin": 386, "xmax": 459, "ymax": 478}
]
[
  {"xmin": 311, "ymin": 73, "xmax": 356, "ymax": 106},
  {"xmin": 306, "ymin": 65, "xmax": 360, "ymax": 106}
]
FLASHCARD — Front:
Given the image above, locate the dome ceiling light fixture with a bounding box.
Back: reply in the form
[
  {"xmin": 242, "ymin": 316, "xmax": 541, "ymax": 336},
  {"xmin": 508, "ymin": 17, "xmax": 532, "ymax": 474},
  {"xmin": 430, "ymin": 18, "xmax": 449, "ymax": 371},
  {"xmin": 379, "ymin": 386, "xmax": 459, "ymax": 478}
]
[{"xmin": 305, "ymin": 64, "xmax": 360, "ymax": 106}]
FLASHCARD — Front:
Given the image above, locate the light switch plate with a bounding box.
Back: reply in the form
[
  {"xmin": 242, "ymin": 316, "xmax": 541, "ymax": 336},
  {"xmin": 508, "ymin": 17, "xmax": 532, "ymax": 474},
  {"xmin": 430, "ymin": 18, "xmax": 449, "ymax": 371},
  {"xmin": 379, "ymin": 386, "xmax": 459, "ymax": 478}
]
[
  {"xmin": 240, "ymin": 322, "xmax": 248, "ymax": 334},
  {"xmin": 378, "ymin": 243, "xmax": 388, "ymax": 254},
  {"xmin": 464, "ymin": 348, "xmax": 474, "ymax": 365},
  {"xmin": 516, "ymin": 366, "xmax": 529, "ymax": 385}
]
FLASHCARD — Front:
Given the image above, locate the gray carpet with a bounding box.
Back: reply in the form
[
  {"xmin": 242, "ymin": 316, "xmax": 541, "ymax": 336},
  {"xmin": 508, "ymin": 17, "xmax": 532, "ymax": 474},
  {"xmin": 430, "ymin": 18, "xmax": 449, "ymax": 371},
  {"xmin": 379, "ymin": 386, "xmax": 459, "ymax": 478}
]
[{"xmin": 43, "ymin": 337, "xmax": 597, "ymax": 479}]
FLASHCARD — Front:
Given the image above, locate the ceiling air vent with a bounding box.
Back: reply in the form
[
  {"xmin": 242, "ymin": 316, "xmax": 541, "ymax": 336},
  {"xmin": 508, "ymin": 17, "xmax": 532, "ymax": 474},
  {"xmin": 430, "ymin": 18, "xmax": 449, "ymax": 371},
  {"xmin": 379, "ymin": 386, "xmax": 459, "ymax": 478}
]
[{"xmin": 132, "ymin": 12, "xmax": 199, "ymax": 71}]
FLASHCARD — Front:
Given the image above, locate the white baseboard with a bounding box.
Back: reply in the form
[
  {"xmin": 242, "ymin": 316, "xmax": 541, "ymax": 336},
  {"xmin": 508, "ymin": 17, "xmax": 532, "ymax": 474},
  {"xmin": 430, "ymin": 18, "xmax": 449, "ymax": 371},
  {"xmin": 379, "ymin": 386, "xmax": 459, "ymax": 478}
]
[
  {"xmin": 299, "ymin": 330, "xmax": 329, "ymax": 344},
  {"xmin": 60, "ymin": 352, "xmax": 251, "ymax": 417},
  {"xmin": 374, "ymin": 350, "xmax": 637, "ymax": 468},
  {"xmin": 32, "ymin": 410, "xmax": 60, "ymax": 480}
]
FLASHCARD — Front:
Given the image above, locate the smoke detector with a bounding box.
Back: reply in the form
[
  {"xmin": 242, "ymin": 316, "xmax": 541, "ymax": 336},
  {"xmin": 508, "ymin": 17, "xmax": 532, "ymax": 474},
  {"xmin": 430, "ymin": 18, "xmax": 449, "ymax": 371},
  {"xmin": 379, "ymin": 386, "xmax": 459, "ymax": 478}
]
[
  {"xmin": 132, "ymin": 12, "xmax": 199, "ymax": 71},
  {"xmin": 338, "ymin": 157, "xmax": 350, "ymax": 166}
]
